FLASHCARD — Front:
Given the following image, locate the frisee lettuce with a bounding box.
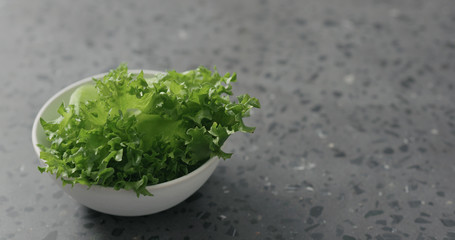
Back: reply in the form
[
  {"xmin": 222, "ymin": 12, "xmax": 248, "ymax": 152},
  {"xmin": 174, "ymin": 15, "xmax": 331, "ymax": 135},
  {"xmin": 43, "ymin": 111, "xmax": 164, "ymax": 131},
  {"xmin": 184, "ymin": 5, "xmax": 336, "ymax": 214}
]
[{"xmin": 38, "ymin": 64, "xmax": 260, "ymax": 196}]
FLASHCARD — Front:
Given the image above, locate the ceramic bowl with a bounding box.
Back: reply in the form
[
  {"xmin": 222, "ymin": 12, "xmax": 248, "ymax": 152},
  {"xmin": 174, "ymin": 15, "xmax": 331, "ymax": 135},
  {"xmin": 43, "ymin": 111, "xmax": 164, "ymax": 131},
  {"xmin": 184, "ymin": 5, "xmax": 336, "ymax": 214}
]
[{"xmin": 31, "ymin": 70, "xmax": 220, "ymax": 216}]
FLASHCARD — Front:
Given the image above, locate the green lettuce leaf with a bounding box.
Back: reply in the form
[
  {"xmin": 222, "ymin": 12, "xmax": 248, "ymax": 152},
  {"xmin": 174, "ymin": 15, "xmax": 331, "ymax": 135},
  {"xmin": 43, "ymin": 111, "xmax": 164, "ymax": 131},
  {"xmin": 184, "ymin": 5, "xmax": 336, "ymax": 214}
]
[{"xmin": 38, "ymin": 64, "xmax": 260, "ymax": 196}]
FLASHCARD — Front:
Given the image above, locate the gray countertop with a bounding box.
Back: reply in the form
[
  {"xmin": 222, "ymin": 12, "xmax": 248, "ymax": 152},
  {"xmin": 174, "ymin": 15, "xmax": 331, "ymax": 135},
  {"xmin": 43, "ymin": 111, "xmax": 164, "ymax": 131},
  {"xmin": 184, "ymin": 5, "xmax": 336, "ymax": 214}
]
[{"xmin": 1, "ymin": 0, "xmax": 455, "ymax": 239}]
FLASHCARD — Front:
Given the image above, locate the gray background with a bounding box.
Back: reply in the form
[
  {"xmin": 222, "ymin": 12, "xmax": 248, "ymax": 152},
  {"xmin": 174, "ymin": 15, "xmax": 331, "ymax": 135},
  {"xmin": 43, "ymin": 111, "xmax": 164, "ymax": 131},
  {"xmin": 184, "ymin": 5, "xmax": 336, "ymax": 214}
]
[{"xmin": 1, "ymin": 0, "xmax": 455, "ymax": 239}]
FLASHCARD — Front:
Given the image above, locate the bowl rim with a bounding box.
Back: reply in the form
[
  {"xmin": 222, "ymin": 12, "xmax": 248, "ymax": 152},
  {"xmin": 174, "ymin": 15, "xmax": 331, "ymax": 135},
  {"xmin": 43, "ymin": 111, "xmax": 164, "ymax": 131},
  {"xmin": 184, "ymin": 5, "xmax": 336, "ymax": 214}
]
[{"xmin": 31, "ymin": 70, "xmax": 219, "ymax": 193}]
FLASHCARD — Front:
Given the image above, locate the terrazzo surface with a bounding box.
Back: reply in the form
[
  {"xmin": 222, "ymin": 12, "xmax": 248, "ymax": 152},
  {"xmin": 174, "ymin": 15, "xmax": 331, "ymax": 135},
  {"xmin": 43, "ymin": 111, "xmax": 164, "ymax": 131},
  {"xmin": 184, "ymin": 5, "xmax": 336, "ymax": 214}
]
[{"xmin": 1, "ymin": 0, "xmax": 455, "ymax": 239}]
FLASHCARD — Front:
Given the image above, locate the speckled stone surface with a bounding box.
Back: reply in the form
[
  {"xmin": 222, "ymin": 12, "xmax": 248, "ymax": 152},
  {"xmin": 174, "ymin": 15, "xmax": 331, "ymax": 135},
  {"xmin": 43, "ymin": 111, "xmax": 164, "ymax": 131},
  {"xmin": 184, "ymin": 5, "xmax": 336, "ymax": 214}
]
[{"xmin": 1, "ymin": 0, "xmax": 455, "ymax": 239}]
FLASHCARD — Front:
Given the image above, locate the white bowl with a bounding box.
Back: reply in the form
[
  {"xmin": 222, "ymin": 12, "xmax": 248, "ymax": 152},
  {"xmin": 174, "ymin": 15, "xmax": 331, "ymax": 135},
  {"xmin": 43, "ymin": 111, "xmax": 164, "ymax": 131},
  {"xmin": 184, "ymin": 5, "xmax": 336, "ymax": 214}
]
[{"xmin": 31, "ymin": 70, "xmax": 220, "ymax": 216}]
